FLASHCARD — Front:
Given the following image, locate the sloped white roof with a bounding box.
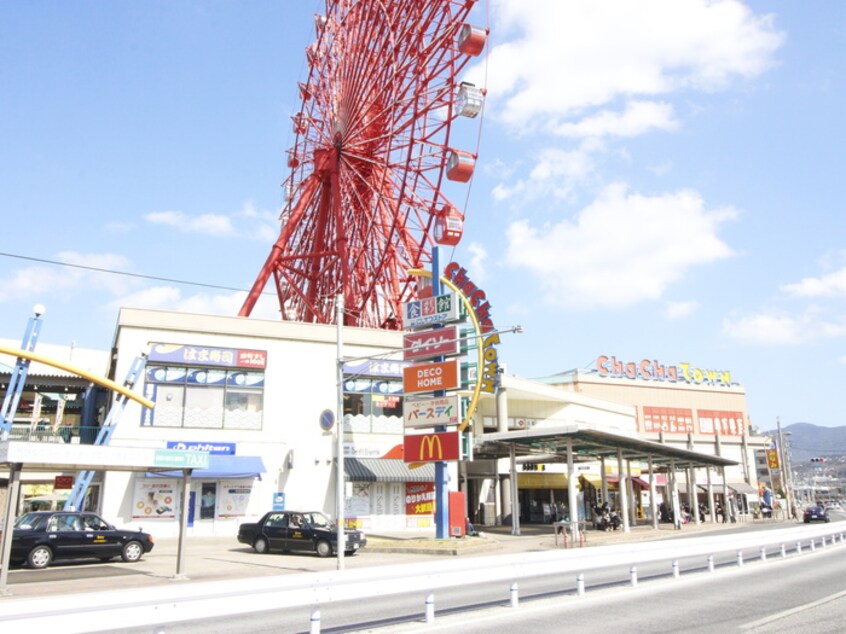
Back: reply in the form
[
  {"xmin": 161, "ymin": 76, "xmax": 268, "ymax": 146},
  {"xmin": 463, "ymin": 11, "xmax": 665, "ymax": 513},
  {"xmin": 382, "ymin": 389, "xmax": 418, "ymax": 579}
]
[{"xmin": 0, "ymin": 339, "xmax": 109, "ymax": 378}]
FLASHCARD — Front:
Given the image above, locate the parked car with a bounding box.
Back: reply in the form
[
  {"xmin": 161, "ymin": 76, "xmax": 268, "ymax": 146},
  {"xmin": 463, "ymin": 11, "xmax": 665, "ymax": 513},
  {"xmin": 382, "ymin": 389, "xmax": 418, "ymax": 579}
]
[
  {"xmin": 803, "ymin": 505, "xmax": 830, "ymax": 523},
  {"xmin": 238, "ymin": 511, "xmax": 366, "ymax": 557},
  {"xmin": 8, "ymin": 511, "xmax": 155, "ymax": 569}
]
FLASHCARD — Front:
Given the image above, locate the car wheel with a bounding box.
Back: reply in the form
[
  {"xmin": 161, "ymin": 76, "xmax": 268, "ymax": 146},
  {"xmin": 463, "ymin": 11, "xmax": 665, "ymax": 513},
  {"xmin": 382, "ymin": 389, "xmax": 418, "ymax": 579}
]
[
  {"xmin": 315, "ymin": 540, "xmax": 332, "ymax": 558},
  {"xmin": 253, "ymin": 537, "xmax": 269, "ymax": 554},
  {"xmin": 27, "ymin": 545, "xmax": 53, "ymax": 569},
  {"xmin": 121, "ymin": 541, "xmax": 144, "ymax": 562}
]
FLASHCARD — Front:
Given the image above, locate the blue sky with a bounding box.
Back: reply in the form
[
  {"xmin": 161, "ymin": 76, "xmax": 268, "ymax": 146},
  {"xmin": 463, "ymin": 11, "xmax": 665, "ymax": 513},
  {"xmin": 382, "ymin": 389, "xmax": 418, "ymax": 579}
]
[{"xmin": 1, "ymin": 1, "xmax": 844, "ymax": 430}]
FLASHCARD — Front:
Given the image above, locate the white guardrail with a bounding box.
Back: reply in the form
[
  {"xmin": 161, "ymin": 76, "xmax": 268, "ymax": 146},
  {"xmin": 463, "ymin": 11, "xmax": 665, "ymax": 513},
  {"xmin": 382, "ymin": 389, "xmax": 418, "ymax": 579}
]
[{"xmin": 1, "ymin": 522, "xmax": 844, "ymax": 633}]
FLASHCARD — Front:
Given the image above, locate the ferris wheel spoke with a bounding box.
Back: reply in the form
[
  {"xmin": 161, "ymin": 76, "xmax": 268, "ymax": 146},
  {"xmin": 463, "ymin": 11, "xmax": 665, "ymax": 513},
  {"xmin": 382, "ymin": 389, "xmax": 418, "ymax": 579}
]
[{"xmin": 242, "ymin": 0, "xmax": 486, "ymax": 325}]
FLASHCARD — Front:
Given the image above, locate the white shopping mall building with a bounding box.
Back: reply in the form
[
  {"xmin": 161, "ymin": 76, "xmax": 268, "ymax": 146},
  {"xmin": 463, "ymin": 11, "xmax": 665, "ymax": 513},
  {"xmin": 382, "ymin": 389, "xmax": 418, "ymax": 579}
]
[{"xmin": 2, "ymin": 309, "xmax": 769, "ymax": 537}]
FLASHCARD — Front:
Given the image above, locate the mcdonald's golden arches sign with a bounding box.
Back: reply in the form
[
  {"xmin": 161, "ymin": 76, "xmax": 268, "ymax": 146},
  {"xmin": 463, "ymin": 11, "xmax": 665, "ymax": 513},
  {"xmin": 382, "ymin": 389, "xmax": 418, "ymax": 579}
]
[{"xmin": 403, "ymin": 431, "xmax": 461, "ymax": 463}]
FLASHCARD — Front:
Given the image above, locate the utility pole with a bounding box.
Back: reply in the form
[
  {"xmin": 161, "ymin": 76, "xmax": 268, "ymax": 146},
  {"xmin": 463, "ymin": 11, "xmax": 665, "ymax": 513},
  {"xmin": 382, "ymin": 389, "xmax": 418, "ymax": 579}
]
[
  {"xmin": 776, "ymin": 417, "xmax": 794, "ymax": 520},
  {"xmin": 335, "ymin": 293, "xmax": 346, "ymax": 570}
]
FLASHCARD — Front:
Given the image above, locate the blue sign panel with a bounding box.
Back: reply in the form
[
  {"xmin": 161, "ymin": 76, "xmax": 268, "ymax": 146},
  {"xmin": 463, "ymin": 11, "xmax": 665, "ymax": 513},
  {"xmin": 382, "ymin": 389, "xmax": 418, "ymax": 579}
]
[
  {"xmin": 272, "ymin": 492, "xmax": 286, "ymax": 511},
  {"xmin": 167, "ymin": 441, "xmax": 236, "ymax": 455}
]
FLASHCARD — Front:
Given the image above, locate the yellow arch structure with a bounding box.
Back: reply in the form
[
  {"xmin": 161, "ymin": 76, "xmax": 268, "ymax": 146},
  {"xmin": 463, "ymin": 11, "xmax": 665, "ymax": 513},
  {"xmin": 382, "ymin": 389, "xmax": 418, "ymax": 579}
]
[
  {"xmin": 0, "ymin": 344, "xmax": 155, "ymax": 409},
  {"xmin": 408, "ymin": 268, "xmax": 486, "ymax": 432}
]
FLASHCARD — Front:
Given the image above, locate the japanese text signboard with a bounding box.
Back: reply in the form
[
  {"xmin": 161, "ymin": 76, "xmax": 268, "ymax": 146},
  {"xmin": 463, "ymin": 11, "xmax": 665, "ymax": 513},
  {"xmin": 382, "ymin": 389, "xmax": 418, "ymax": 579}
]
[
  {"xmin": 402, "ymin": 292, "xmax": 461, "ymax": 329},
  {"xmin": 403, "ymin": 431, "xmax": 461, "ymax": 463},
  {"xmin": 402, "ymin": 358, "xmax": 461, "ymax": 395},
  {"xmin": 403, "ymin": 394, "xmax": 462, "ymax": 428},
  {"xmin": 403, "ymin": 325, "xmax": 460, "ymax": 361}
]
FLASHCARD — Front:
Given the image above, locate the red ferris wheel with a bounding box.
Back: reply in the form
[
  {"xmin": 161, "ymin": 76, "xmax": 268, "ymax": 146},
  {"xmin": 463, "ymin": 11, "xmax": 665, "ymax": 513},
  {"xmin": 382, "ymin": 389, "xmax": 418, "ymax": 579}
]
[{"xmin": 239, "ymin": 0, "xmax": 488, "ymax": 328}]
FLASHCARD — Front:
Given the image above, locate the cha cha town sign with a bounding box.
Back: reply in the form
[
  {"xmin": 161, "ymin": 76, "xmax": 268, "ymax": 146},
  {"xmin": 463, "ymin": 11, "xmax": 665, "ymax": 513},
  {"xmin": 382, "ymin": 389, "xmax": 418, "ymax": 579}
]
[{"xmin": 596, "ymin": 355, "xmax": 733, "ymax": 387}]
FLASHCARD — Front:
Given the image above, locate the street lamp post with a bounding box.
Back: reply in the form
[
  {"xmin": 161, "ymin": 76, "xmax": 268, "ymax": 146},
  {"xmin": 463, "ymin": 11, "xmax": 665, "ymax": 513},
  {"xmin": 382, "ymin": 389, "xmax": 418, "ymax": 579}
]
[{"xmin": 335, "ymin": 294, "xmax": 346, "ymax": 571}]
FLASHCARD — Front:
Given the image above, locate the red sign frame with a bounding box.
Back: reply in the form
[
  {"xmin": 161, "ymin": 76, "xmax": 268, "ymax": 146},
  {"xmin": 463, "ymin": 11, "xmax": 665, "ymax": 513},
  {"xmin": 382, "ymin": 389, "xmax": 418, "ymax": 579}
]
[
  {"xmin": 403, "ymin": 326, "xmax": 460, "ymax": 361},
  {"xmin": 54, "ymin": 475, "xmax": 74, "ymax": 490},
  {"xmin": 403, "ymin": 431, "xmax": 461, "ymax": 462}
]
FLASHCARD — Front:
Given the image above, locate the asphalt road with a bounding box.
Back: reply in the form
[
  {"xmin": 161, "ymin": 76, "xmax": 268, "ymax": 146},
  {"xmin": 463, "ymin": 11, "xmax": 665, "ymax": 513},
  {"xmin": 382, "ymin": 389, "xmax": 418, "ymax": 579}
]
[
  {"xmin": 99, "ymin": 528, "xmax": 846, "ymax": 634},
  {"xmin": 4, "ymin": 516, "xmax": 843, "ymax": 634},
  {"xmin": 374, "ymin": 539, "xmax": 846, "ymax": 634}
]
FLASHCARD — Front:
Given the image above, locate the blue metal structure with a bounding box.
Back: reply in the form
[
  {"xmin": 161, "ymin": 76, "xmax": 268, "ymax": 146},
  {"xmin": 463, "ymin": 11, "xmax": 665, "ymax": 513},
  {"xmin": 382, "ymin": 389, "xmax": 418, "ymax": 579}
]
[
  {"xmin": 64, "ymin": 353, "xmax": 149, "ymax": 510},
  {"xmin": 0, "ymin": 308, "xmax": 44, "ymax": 441}
]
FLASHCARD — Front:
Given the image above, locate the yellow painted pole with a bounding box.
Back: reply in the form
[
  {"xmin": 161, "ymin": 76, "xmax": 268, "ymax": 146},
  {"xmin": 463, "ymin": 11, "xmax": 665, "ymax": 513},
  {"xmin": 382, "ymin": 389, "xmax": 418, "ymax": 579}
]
[{"xmin": 0, "ymin": 344, "xmax": 154, "ymax": 409}]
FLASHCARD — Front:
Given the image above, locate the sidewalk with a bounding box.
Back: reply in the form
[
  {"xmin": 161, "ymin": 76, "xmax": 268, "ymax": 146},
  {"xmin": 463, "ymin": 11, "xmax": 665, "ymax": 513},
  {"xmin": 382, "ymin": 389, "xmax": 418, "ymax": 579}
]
[
  {"xmin": 1, "ymin": 516, "xmax": 801, "ymax": 600},
  {"xmin": 364, "ymin": 516, "xmax": 801, "ymax": 556}
]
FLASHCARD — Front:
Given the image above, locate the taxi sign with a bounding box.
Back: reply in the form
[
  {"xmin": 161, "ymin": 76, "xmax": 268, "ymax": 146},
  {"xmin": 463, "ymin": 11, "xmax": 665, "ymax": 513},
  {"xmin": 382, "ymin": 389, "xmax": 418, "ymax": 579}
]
[
  {"xmin": 153, "ymin": 449, "xmax": 210, "ymax": 469},
  {"xmin": 403, "ymin": 358, "xmax": 461, "ymax": 395}
]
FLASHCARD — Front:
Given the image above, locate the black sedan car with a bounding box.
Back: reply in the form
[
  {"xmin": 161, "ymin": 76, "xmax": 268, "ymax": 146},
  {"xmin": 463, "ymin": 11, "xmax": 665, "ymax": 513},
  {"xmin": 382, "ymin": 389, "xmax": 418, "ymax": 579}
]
[
  {"xmin": 238, "ymin": 511, "xmax": 366, "ymax": 557},
  {"xmin": 803, "ymin": 504, "xmax": 830, "ymax": 523},
  {"xmin": 9, "ymin": 511, "xmax": 155, "ymax": 569}
]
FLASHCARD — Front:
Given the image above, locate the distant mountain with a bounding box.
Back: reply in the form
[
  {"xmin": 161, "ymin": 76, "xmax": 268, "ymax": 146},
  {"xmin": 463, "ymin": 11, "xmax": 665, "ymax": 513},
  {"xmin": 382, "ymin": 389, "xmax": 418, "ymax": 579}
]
[{"xmin": 763, "ymin": 422, "xmax": 846, "ymax": 466}]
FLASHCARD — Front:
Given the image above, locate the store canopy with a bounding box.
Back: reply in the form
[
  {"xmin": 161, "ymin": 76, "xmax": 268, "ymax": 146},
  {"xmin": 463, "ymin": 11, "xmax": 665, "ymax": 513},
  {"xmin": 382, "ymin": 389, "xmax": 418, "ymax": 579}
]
[
  {"xmin": 517, "ymin": 473, "xmax": 568, "ymax": 489},
  {"xmin": 476, "ymin": 423, "xmax": 737, "ymax": 469},
  {"xmin": 345, "ymin": 458, "xmax": 435, "ymax": 483},
  {"xmin": 728, "ymin": 482, "xmax": 760, "ymax": 495},
  {"xmin": 147, "ymin": 455, "xmax": 266, "ymax": 479}
]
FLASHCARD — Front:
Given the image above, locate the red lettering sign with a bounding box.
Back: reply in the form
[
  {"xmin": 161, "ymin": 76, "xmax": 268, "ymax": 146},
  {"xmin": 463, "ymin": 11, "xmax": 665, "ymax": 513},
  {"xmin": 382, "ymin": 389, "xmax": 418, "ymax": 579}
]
[
  {"xmin": 403, "ymin": 326, "xmax": 460, "ymax": 361},
  {"xmin": 54, "ymin": 475, "xmax": 74, "ymax": 490}
]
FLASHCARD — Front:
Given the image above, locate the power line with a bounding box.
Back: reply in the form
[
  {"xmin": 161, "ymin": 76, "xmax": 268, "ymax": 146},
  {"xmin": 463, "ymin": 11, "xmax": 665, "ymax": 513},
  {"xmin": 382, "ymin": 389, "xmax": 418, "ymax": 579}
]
[{"xmin": 0, "ymin": 251, "xmax": 273, "ymax": 296}]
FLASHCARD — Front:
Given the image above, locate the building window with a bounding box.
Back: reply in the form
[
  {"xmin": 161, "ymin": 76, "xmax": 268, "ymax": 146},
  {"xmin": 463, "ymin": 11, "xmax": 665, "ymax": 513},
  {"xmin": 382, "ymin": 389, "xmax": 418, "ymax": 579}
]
[
  {"xmin": 342, "ymin": 376, "xmax": 403, "ymax": 433},
  {"xmin": 146, "ymin": 365, "xmax": 264, "ymax": 429}
]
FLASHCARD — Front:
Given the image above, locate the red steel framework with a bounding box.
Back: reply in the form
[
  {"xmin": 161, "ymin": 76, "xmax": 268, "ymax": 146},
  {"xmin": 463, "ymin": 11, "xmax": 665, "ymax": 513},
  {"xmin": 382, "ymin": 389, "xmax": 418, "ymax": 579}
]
[{"xmin": 239, "ymin": 0, "xmax": 487, "ymax": 328}]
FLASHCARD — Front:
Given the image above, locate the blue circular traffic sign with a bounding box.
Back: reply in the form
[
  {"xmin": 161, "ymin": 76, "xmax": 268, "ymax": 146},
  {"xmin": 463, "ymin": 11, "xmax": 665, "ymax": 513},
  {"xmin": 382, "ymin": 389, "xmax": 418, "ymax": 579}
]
[{"xmin": 319, "ymin": 409, "xmax": 335, "ymax": 431}]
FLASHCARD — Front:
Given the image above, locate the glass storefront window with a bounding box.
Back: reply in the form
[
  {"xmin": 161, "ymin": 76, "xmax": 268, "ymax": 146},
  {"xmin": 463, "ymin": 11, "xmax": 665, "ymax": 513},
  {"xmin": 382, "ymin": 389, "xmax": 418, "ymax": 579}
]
[{"xmin": 146, "ymin": 365, "xmax": 264, "ymax": 429}]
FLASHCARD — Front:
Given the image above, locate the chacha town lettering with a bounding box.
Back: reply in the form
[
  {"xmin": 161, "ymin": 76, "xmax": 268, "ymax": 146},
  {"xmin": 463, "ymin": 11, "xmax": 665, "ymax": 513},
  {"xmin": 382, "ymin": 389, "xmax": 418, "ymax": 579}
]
[
  {"xmin": 444, "ymin": 262, "xmax": 500, "ymax": 394},
  {"xmin": 596, "ymin": 355, "xmax": 733, "ymax": 386}
]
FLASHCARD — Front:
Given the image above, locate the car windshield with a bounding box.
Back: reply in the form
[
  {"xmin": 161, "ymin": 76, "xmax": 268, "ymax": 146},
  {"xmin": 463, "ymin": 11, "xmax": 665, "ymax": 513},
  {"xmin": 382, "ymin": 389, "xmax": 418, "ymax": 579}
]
[
  {"xmin": 302, "ymin": 512, "xmax": 333, "ymax": 529},
  {"xmin": 14, "ymin": 513, "xmax": 48, "ymax": 529}
]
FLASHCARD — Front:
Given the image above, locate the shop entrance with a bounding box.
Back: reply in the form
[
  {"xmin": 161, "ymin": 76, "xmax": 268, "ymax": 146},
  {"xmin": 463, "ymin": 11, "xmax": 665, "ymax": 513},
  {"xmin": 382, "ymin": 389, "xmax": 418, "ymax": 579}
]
[{"xmin": 200, "ymin": 482, "xmax": 217, "ymax": 520}]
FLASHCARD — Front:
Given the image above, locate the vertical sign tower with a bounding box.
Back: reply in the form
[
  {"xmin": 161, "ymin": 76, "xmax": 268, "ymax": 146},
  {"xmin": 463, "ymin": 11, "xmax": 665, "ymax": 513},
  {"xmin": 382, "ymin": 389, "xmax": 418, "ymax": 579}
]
[{"xmin": 431, "ymin": 247, "xmax": 449, "ymax": 539}]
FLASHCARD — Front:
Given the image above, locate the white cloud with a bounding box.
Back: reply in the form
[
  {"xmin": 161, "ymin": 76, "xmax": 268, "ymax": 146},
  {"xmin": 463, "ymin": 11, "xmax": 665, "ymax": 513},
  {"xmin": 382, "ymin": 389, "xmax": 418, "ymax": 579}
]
[
  {"xmin": 722, "ymin": 309, "xmax": 846, "ymax": 346},
  {"xmin": 551, "ymin": 101, "xmax": 679, "ymax": 138},
  {"xmin": 781, "ymin": 267, "xmax": 846, "ymax": 298},
  {"xmin": 475, "ymin": 0, "xmax": 784, "ymax": 132},
  {"xmin": 3, "ymin": 252, "xmax": 134, "ymax": 301},
  {"xmin": 648, "ymin": 161, "xmax": 673, "ymax": 176},
  {"xmin": 665, "ymin": 300, "xmax": 699, "ymax": 319},
  {"xmin": 505, "ymin": 183, "xmax": 736, "ymax": 308},
  {"xmin": 144, "ymin": 202, "xmax": 279, "ymax": 240},
  {"xmin": 466, "ymin": 242, "xmax": 488, "ymax": 282},
  {"xmin": 144, "ymin": 211, "xmax": 235, "ymax": 236},
  {"xmin": 492, "ymin": 142, "xmax": 599, "ymax": 202},
  {"xmin": 107, "ymin": 287, "xmax": 280, "ymax": 321}
]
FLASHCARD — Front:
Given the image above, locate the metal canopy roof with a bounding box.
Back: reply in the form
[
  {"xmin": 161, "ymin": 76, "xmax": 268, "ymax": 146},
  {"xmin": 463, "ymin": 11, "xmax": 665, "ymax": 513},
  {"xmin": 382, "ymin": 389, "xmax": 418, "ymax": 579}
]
[
  {"xmin": 475, "ymin": 424, "xmax": 737, "ymax": 469},
  {"xmin": 345, "ymin": 458, "xmax": 435, "ymax": 483}
]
